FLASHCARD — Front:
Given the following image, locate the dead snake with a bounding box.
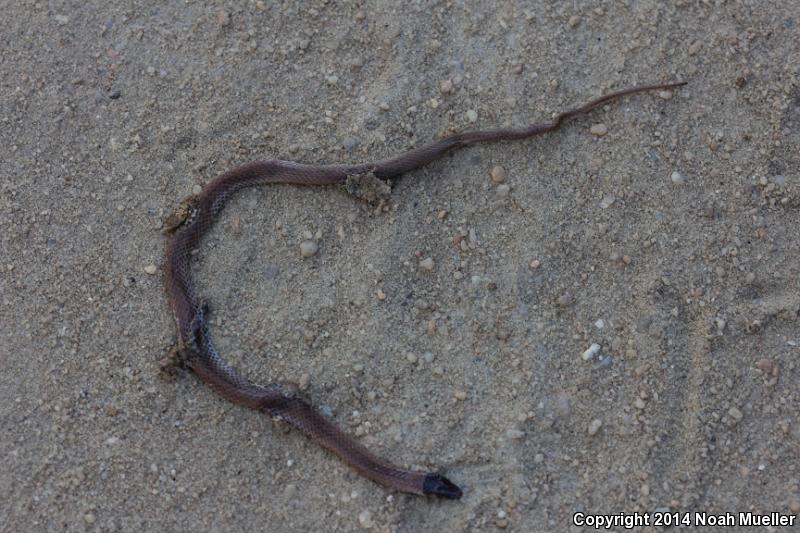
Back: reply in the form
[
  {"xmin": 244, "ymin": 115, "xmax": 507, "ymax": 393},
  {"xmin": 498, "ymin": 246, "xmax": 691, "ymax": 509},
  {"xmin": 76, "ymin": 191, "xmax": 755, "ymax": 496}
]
[{"xmin": 163, "ymin": 81, "xmax": 685, "ymax": 499}]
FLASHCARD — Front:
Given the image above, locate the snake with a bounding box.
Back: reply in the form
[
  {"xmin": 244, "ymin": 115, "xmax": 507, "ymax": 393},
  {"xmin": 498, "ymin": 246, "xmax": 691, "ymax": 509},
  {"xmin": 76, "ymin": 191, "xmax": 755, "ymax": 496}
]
[{"xmin": 163, "ymin": 81, "xmax": 685, "ymax": 499}]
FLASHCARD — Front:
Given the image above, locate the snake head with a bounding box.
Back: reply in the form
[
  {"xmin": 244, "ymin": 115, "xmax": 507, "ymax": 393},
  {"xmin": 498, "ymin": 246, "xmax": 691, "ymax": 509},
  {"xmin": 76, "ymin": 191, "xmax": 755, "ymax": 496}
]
[{"xmin": 423, "ymin": 473, "xmax": 463, "ymax": 499}]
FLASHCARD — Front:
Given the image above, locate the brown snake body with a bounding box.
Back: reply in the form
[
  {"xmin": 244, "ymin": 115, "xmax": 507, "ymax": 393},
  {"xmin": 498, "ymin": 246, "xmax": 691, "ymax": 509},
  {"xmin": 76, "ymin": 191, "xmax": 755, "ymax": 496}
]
[{"xmin": 164, "ymin": 81, "xmax": 685, "ymax": 499}]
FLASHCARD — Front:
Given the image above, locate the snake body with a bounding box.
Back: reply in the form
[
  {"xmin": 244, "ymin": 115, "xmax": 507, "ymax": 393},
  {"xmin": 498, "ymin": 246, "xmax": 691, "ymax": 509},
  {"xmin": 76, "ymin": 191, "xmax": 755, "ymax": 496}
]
[{"xmin": 164, "ymin": 81, "xmax": 685, "ymax": 498}]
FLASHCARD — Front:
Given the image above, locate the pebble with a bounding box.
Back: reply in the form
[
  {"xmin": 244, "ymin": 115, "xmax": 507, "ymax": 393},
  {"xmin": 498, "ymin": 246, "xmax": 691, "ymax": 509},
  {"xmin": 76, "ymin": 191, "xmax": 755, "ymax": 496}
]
[
  {"xmin": 529, "ymin": 259, "xmax": 541, "ymax": 269},
  {"xmin": 466, "ymin": 109, "xmax": 478, "ymax": 123},
  {"xmin": 595, "ymin": 355, "xmax": 613, "ymax": 369},
  {"xmin": 144, "ymin": 264, "xmax": 158, "ymax": 275},
  {"xmin": 671, "ymin": 171, "xmax": 685, "ymax": 184},
  {"xmin": 496, "ymin": 184, "xmax": 511, "ymax": 198},
  {"xmin": 568, "ymin": 15, "xmax": 581, "ymax": 27},
  {"xmin": 506, "ymin": 428, "xmax": 525, "ymax": 439},
  {"xmin": 600, "ymin": 194, "xmax": 616, "ymax": 209},
  {"xmin": 439, "ymin": 79, "xmax": 453, "ymax": 95},
  {"xmin": 581, "ymin": 343, "xmax": 601, "ymax": 361},
  {"xmin": 557, "ymin": 292, "xmax": 573, "ymax": 307},
  {"xmin": 728, "ymin": 406, "xmax": 743, "ymax": 422},
  {"xmin": 358, "ymin": 510, "xmax": 373, "ymax": 529},
  {"xmin": 297, "ymin": 372, "xmax": 311, "ymax": 390},
  {"xmin": 588, "ymin": 418, "xmax": 602, "ymax": 435},
  {"xmin": 590, "ymin": 123, "xmax": 608, "ymax": 137},
  {"xmin": 299, "ymin": 240, "xmax": 318, "ymax": 258},
  {"xmin": 755, "ymin": 358, "xmax": 773, "ymax": 374},
  {"xmin": 83, "ymin": 513, "xmax": 96, "ymax": 525},
  {"xmin": 659, "ymin": 90, "xmax": 674, "ymax": 100},
  {"xmin": 454, "ymin": 390, "xmax": 467, "ymax": 401},
  {"xmin": 634, "ymin": 398, "xmax": 646, "ymax": 409},
  {"xmin": 419, "ymin": 257, "xmax": 435, "ymax": 271},
  {"xmin": 490, "ymin": 165, "xmax": 507, "ymax": 183},
  {"xmin": 406, "ymin": 353, "xmax": 418, "ymax": 364}
]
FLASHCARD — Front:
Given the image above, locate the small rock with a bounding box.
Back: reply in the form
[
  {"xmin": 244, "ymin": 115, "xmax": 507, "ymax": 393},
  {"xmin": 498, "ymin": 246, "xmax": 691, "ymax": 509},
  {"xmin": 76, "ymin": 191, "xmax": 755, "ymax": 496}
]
[
  {"xmin": 590, "ymin": 123, "xmax": 608, "ymax": 137},
  {"xmin": 144, "ymin": 264, "xmax": 158, "ymax": 275},
  {"xmin": 439, "ymin": 79, "xmax": 453, "ymax": 95},
  {"xmin": 755, "ymin": 358, "xmax": 773, "ymax": 374},
  {"xmin": 298, "ymin": 373, "xmax": 310, "ymax": 391},
  {"xmin": 454, "ymin": 390, "xmax": 467, "ymax": 401},
  {"xmin": 600, "ymin": 194, "xmax": 616, "ymax": 209},
  {"xmin": 581, "ymin": 343, "xmax": 601, "ymax": 361},
  {"xmin": 634, "ymin": 398, "xmax": 646, "ymax": 409},
  {"xmin": 406, "ymin": 353, "xmax": 418, "ymax": 364},
  {"xmin": 671, "ymin": 171, "xmax": 685, "ymax": 184},
  {"xmin": 659, "ymin": 90, "xmax": 674, "ymax": 100},
  {"xmin": 728, "ymin": 406, "xmax": 743, "ymax": 422},
  {"xmin": 490, "ymin": 165, "xmax": 507, "ymax": 183},
  {"xmin": 419, "ymin": 257, "xmax": 435, "ymax": 271},
  {"xmin": 466, "ymin": 109, "xmax": 478, "ymax": 123},
  {"xmin": 299, "ymin": 240, "xmax": 318, "ymax": 258},
  {"xmin": 506, "ymin": 429, "xmax": 525, "ymax": 439},
  {"xmin": 358, "ymin": 510, "xmax": 373, "ymax": 529},
  {"xmin": 496, "ymin": 184, "xmax": 511, "ymax": 198},
  {"xmin": 588, "ymin": 418, "xmax": 602, "ymax": 435},
  {"xmin": 557, "ymin": 293, "xmax": 573, "ymax": 307},
  {"xmin": 568, "ymin": 15, "xmax": 580, "ymax": 27}
]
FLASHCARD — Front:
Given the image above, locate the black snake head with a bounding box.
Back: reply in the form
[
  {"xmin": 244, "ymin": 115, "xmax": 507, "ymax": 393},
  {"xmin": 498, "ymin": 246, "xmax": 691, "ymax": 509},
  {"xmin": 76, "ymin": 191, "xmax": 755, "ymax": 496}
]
[{"xmin": 423, "ymin": 473, "xmax": 463, "ymax": 499}]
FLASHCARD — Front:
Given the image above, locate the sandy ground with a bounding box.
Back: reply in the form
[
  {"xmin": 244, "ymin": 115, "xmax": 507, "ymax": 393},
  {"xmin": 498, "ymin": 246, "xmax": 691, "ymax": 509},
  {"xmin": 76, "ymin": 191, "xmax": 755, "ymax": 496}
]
[{"xmin": 2, "ymin": 1, "xmax": 799, "ymax": 532}]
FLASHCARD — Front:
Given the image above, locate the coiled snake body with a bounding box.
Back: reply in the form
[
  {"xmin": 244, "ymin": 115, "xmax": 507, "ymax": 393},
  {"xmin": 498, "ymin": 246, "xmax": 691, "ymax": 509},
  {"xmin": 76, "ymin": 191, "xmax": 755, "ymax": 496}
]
[{"xmin": 163, "ymin": 81, "xmax": 685, "ymax": 498}]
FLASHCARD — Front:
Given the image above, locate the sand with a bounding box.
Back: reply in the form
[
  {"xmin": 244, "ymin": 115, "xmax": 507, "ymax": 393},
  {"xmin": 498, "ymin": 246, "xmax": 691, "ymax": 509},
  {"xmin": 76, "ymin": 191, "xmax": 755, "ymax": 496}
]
[{"xmin": 2, "ymin": 2, "xmax": 798, "ymax": 531}]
